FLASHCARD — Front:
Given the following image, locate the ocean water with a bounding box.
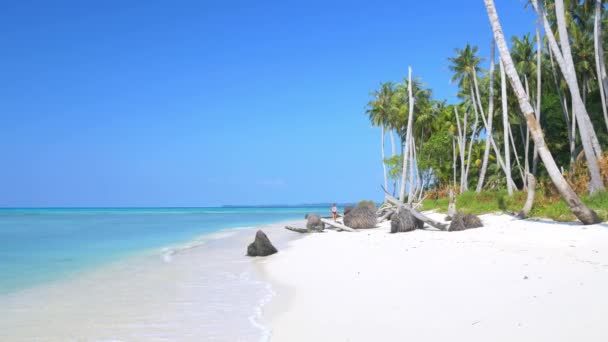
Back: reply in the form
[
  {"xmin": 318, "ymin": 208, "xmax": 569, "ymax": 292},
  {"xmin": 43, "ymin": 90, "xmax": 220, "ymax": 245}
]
[
  {"xmin": 0, "ymin": 207, "xmax": 326, "ymax": 294},
  {"xmin": 0, "ymin": 207, "xmax": 329, "ymax": 341}
]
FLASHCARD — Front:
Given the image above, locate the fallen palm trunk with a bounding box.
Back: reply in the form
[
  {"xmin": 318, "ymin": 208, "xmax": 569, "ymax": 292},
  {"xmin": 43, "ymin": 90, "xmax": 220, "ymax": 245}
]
[
  {"xmin": 319, "ymin": 218, "xmax": 358, "ymax": 232},
  {"xmin": 382, "ymin": 190, "xmax": 448, "ymax": 231},
  {"xmin": 285, "ymin": 226, "xmax": 323, "ymax": 234},
  {"xmin": 517, "ymin": 173, "xmax": 537, "ymax": 219}
]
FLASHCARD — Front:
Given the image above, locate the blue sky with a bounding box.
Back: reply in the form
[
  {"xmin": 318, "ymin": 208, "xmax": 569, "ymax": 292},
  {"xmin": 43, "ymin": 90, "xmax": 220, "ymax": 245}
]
[{"xmin": 0, "ymin": 0, "xmax": 536, "ymax": 207}]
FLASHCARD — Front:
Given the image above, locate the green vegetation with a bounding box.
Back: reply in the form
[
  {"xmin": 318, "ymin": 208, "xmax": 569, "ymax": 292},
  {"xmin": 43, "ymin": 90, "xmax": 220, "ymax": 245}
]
[
  {"xmin": 366, "ymin": 0, "xmax": 608, "ymax": 222},
  {"xmin": 421, "ymin": 190, "xmax": 608, "ymax": 222},
  {"xmin": 357, "ymin": 200, "xmax": 377, "ymax": 210}
]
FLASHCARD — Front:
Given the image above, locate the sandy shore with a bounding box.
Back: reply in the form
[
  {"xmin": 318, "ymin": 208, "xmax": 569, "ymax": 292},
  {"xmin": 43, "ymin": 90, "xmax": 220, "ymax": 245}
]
[{"xmin": 262, "ymin": 212, "xmax": 608, "ymax": 341}]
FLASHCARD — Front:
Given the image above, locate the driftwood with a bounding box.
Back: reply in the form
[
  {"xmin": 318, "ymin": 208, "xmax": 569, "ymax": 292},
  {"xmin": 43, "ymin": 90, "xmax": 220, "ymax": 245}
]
[
  {"xmin": 319, "ymin": 218, "xmax": 358, "ymax": 232},
  {"xmin": 285, "ymin": 226, "xmax": 324, "ymax": 234},
  {"xmin": 517, "ymin": 173, "xmax": 536, "ymax": 218},
  {"xmin": 377, "ymin": 210, "xmax": 394, "ymax": 223},
  {"xmin": 382, "ymin": 190, "xmax": 448, "ymax": 231}
]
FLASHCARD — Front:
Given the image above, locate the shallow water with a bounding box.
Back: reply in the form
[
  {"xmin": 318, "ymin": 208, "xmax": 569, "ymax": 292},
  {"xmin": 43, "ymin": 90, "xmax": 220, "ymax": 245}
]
[
  {"xmin": 0, "ymin": 207, "xmax": 318, "ymax": 341},
  {"xmin": 0, "ymin": 207, "xmax": 327, "ymax": 294}
]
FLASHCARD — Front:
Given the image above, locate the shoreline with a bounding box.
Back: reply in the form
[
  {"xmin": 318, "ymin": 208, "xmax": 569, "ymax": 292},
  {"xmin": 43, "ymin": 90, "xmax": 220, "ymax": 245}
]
[
  {"xmin": 261, "ymin": 212, "xmax": 608, "ymax": 341},
  {"xmin": 0, "ymin": 218, "xmax": 306, "ymax": 341}
]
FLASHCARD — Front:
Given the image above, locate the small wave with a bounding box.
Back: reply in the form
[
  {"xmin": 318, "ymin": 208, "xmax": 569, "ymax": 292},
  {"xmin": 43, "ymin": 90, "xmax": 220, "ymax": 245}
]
[{"xmin": 238, "ymin": 271, "xmax": 276, "ymax": 342}]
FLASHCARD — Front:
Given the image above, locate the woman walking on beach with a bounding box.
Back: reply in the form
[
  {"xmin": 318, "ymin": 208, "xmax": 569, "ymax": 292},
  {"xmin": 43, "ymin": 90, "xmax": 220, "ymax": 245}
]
[{"xmin": 331, "ymin": 203, "xmax": 338, "ymax": 221}]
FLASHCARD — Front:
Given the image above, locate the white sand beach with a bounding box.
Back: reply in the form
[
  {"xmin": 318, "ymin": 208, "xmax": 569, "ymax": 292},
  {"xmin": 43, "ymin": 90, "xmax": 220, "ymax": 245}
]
[{"xmin": 262, "ymin": 213, "xmax": 608, "ymax": 342}]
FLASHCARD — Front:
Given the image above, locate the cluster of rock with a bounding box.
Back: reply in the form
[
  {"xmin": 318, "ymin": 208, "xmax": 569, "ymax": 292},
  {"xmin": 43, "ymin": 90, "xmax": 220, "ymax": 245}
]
[
  {"xmin": 448, "ymin": 212, "xmax": 483, "ymax": 231},
  {"xmin": 305, "ymin": 214, "xmax": 325, "ymax": 231},
  {"xmin": 390, "ymin": 208, "xmax": 424, "ymax": 233},
  {"xmin": 343, "ymin": 205, "xmax": 377, "ymax": 229}
]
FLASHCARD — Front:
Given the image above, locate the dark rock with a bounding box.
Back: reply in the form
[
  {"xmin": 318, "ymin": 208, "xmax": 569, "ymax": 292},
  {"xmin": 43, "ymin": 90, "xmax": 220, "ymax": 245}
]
[
  {"xmin": 247, "ymin": 230, "xmax": 278, "ymax": 257},
  {"xmin": 448, "ymin": 212, "xmax": 483, "ymax": 231},
  {"xmin": 343, "ymin": 205, "xmax": 377, "ymax": 229},
  {"xmin": 391, "ymin": 208, "xmax": 424, "ymax": 233},
  {"xmin": 444, "ymin": 215, "xmax": 453, "ymax": 221},
  {"xmin": 305, "ymin": 214, "xmax": 325, "ymax": 231}
]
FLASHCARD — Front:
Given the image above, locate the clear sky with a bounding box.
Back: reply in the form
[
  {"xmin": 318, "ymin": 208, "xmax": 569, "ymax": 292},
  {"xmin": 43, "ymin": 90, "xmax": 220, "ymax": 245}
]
[{"xmin": 0, "ymin": 0, "xmax": 537, "ymax": 207}]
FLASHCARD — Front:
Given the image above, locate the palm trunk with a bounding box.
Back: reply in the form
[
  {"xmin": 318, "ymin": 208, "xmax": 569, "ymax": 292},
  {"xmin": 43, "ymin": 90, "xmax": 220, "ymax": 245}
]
[
  {"xmin": 500, "ymin": 59, "xmax": 513, "ymax": 195},
  {"xmin": 572, "ymin": 101, "xmax": 577, "ymax": 168},
  {"xmin": 524, "ymin": 76, "xmax": 531, "ymax": 189},
  {"xmin": 476, "ymin": 39, "xmax": 496, "ymax": 192},
  {"xmin": 547, "ymin": 39, "xmax": 574, "ymax": 164},
  {"xmin": 407, "ymin": 136, "xmax": 416, "ymax": 204},
  {"xmin": 381, "ymin": 125, "xmax": 388, "ymax": 194},
  {"xmin": 532, "ymin": 0, "xmax": 605, "ymax": 193},
  {"xmin": 509, "ymin": 124, "xmax": 526, "ymax": 183},
  {"xmin": 399, "ymin": 67, "xmax": 415, "ymax": 202},
  {"xmin": 454, "ymin": 107, "xmax": 467, "ymax": 193},
  {"xmin": 595, "ymin": 0, "xmax": 608, "ymax": 132},
  {"xmin": 390, "ymin": 130, "xmax": 398, "ymax": 194},
  {"xmin": 464, "ymin": 85, "xmax": 479, "ymax": 189},
  {"xmin": 484, "ymin": 0, "xmax": 600, "ymax": 224},
  {"xmin": 452, "ymin": 137, "xmax": 457, "ymax": 186},
  {"xmin": 532, "ymin": 28, "xmax": 542, "ymax": 176}
]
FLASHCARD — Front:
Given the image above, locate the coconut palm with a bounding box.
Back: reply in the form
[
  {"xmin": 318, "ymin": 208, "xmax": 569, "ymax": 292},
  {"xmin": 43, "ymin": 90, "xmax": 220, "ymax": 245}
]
[
  {"xmin": 484, "ymin": 0, "xmax": 601, "ymax": 224},
  {"xmin": 366, "ymin": 82, "xmax": 395, "ymax": 194}
]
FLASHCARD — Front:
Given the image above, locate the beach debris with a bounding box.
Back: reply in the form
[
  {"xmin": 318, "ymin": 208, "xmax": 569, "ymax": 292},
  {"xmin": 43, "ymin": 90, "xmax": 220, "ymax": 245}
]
[
  {"xmin": 319, "ymin": 218, "xmax": 358, "ymax": 232},
  {"xmin": 391, "ymin": 208, "xmax": 424, "ymax": 233},
  {"xmin": 305, "ymin": 214, "xmax": 325, "ymax": 231},
  {"xmin": 383, "ymin": 191, "xmax": 449, "ymax": 231},
  {"xmin": 448, "ymin": 212, "xmax": 483, "ymax": 231},
  {"xmin": 344, "ymin": 205, "xmax": 377, "ymax": 229},
  {"xmin": 246, "ymin": 230, "xmax": 278, "ymax": 257}
]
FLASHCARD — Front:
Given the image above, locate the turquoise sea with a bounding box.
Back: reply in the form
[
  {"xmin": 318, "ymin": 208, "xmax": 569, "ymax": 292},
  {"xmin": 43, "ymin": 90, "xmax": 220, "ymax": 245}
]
[{"xmin": 0, "ymin": 207, "xmax": 329, "ymax": 294}]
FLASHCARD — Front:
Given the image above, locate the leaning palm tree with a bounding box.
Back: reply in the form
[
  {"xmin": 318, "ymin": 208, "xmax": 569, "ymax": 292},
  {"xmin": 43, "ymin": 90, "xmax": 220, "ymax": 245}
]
[
  {"xmin": 531, "ymin": 0, "xmax": 605, "ymax": 194},
  {"xmin": 484, "ymin": 0, "xmax": 600, "ymax": 224}
]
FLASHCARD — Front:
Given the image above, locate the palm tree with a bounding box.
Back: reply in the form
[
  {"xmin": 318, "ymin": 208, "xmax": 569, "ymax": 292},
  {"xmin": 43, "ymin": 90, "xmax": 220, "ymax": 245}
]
[
  {"xmin": 593, "ymin": 0, "xmax": 608, "ymax": 132},
  {"xmin": 484, "ymin": 0, "xmax": 601, "ymax": 224},
  {"xmin": 531, "ymin": 0, "xmax": 605, "ymax": 193},
  {"xmin": 366, "ymin": 82, "xmax": 395, "ymax": 195},
  {"xmin": 449, "ymin": 45, "xmax": 484, "ymax": 191}
]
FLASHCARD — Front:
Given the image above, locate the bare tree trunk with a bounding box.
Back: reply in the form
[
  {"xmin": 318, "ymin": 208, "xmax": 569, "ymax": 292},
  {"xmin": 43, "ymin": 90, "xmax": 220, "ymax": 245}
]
[
  {"xmin": 572, "ymin": 101, "xmax": 577, "ymax": 169},
  {"xmin": 509, "ymin": 124, "xmax": 526, "ymax": 183},
  {"xmin": 484, "ymin": 0, "xmax": 601, "ymax": 224},
  {"xmin": 452, "ymin": 137, "xmax": 457, "ymax": 186},
  {"xmin": 477, "ymin": 94, "xmax": 519, "ymax": 190},
  {"xmin": 447, "ymin": 189, "xmax": 456, "ymax": 219},
  {"xmin": 500, "ymin": 59, "xmax": 513, "ymax": 195},
  {"xmin": 595, "ymin": 0, "xmax": 608, "ymax": 132},
  {"xmin": 399, "ymin": 67, "xmax": 415, "ymax": 202},
  {"xmin": 407, "ymin": 135, "xmax": 416, "ymax": 204},
  {"xmin": 517, "ymin": 173, "xmax": 536, "ymax": 219},
  {"xmin": 524, "ymin": 76, "xmax": 531, "ymax": 189},
  {"xmin": 390, "ymin": 130, "xmax": 398, "ymax": 195},
  {"xmin": 532, "ymin": 0, "xmax": 605, "ymax": 193},
  {"xmin": 454, "ymin": 107, "xmax": 467, "ymax": 193},
  {"xmin": 477, "ymin": 39, "xmax": 496, "ymax": 192},
  {"xmin": 547, "ymin": 40, "xmax": 574, "ymax": 165},
  {"xmin": 532, "ymin": 28, "xmax": 542, "ymax": 175},
  {"xmin": 381, "ymin": 126, "xmax": 388, "ymax": 195},
  {"xmin": 465, "ymin": 84, "xmax": 479, "ymax": 190}
]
